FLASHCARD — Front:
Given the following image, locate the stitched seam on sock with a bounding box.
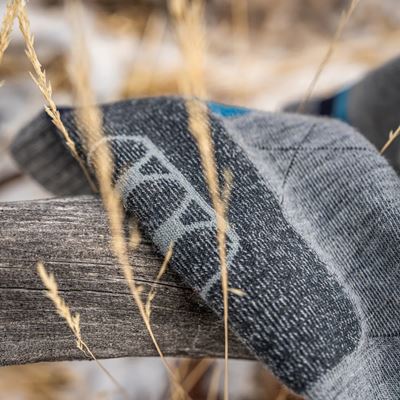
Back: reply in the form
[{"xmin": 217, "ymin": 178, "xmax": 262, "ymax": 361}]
[{"xmin": 280, "ymin": 123, "xmax": 317, "ymax": 204}]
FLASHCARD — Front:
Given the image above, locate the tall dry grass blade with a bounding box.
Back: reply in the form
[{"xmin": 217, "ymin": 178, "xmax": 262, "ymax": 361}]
[
  {"xmin": 36, "ymin": 262, "xmax": 129, "ymax": 400},
  {"xmin": 145, "ymin": 243, "xmax": 173, "ymax": 319},
  {"xmin": 181, "ymin": 359, "xmax": 213, "ymax": 393},
  {"xmin": 169, "ymin": 1, "xmax": 230, "ymax": 399},
  {"xmin": 0, "ymin": 0, "xmax": 18, "ymax": 66},
  {"xmin": 0, "ymin": 364, "xmax": 83, "ymax": 400},
  {"xmin": 121, "ymin": 11, "xmax": 167, "ymax": 98},
  {"xmin": 177, "ymin": 359, "xmax": 192, "ymax": 381},
  {"xmin": 298, "ymin": 0, "xmax": 361, "ymax": 112},
  {"xmin": 171, "ymin": 358, "xmax": 212, "ymax": 400},
  {"xmin": 128, "ymin": 219, "xmax": 142, "ymax": 250},
  {"xmin": 227, "ymin": 288, "xmax": 245, "ymax": 296},
  {"xmin": 275, "ymin": 386, "xmax": 290, "ymax": 400},
  {"xmin": 15, "ymin": 0, "xmax": 96, "ymax": 191},
  {"xmin": 67, "ymin": 2, "xmax": 187, "ymax": 398},
  {"xmin": 380, "ymin": 126, "xmax": 400, "ymax": 155},
  {"xmin": 169, "ymin": 0, "xmax": 207, "ymax": 98},
  {"xmin": 206, "ymin": 363, "xmax": 222, "ymax": 400}
]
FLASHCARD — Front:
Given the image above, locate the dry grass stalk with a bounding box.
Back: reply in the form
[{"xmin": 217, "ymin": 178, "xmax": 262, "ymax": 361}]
[
  {"xmin": 0, "ymin": 0, "xmax": 18, "ymax": 66},
  {"xmin": 206, "ymin": 362, "xmax": 222, "ymax": 400},
  {"xmin": 169, "ymin": 358, "xmax": 191, "ymax": 399},
  {"xmin": 169, "ymin": 0, "xmax": 207, "ymax": 98},
  {"xmin": 177, "ymin": 359, "xmax": 192, "ymax": 380},
  {"xmin": 221, "ymin": 170, "xmax": 245, "ymax": 299},
  {"xmin": 67, "ymin": 2, "xmax": 187, "ymax": 398},
  {"xmin": 15, "ymin": 0, "xmax": 96, "ymax": 191},
  {"xmin": 121, "ymin": 11, "xmax": 167, "ymax": 98},
  {"xmin": 145, "ymin": 243, "xmax": 174, "ymax": 318},
  {"xmin": 171, "ymin": 358, "xmax": 213, "ymax": 400},
  {"xmin": 0, "ymin": 363, "xmax": 83, "ymax": 400},
  {"xmin": 298, "ymin": 0, "xmax": 361, "ymax": 111},
  {"xmin": 275, "ymin": 386, "xmax": 290, "ymax": 400},
  {"xmin": 36, "ymin": 262, "xmax": 129, "ymax": 400},
  {"xmin": 15, "ymin": 0, "xmax": 185, "ymax": 397},
  {"xmin": 380, "ymin": 126, "xmax": 400, "ymax": 155},
  {"xmin": 128, "ymin": 219, "xmax": 142, "ymax": 250},
  {"xmin": 37, "ymin": 262, "xmax": 83, "ymax": 351},
  {"xmin": 169, "ymin": 1, "xmax": 230, "ymax": 399},
  {"xmin": 228, "ymin": 287, "xmax": 246, "ymax": 296},
  {"xmin": 181, "ymin": 359, "xmax": 213, "ymax": 393}
]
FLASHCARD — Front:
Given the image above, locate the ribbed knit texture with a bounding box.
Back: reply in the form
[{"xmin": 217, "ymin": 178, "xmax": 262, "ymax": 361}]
[
  {"xmin": 11, "ymin": 111, "xmax": 92, "ymax": 196},
  {"xmin": 11, "ymin": 96, "xmax": 399, "ymax": 399}
]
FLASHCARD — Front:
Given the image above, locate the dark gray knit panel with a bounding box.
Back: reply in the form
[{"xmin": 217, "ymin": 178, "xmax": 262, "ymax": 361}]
[{"xmin": 11, "ymin": 97, "xmax": 361, "ymax": 394}]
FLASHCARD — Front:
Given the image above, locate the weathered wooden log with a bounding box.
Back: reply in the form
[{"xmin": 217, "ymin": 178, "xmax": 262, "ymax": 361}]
[{"xmin": 0, "ymin": 195, "xmax": 252, "ymax": 366}]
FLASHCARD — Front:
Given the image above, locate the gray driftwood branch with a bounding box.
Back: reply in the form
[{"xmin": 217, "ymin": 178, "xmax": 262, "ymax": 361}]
[{"xmin": 0, "ymin": 195, "xmax": 251, "ymax": 366}]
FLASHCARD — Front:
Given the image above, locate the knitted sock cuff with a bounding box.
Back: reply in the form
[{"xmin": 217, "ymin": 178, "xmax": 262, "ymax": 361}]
[{"xmin": 11, "ymin": 112, "xmax": 93, "ymax": 196}]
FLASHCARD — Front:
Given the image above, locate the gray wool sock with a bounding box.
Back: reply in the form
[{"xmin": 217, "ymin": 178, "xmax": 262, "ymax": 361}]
[
  {"xmin": 284, "ymin": 55, "xmax": 400, "ymax": 172},
  {"xmin": 11, "ymin": 97, "xmax": 399, "ymax": 399}
]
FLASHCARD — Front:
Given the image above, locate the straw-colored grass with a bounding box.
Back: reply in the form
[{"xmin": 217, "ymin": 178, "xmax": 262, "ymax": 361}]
[
  {"xmin": 128, "ymin": 218, "xmax": 142, "ymax": 250},
  {"xmin": 298, "ymin": 0, "xmax": 361, "ymax": 111},
  {"xmin": 171, "ymin": 358, "xmax": 214, "ymax": 400},
  {"xmin": 16, "ymin": 0, "xmax": 96, "ymax": 191},
  {"xmin": 36, "ymin": 262, "xmax": 129, "ymax": 400},
  {"xmin": 181, "ymin": 359, "xmax": 213, "ymax": 393},
  {"xmin": 380, "ymin": 126, "xmax": 400, "ymax": 155},
  {"xmin": 207, "ymin": 362, "xmax": 222, "ymax": 400},
  {"xmin": 169, "ymin": 1, "xmax": 230, "ymax": 399},
  {"xmin": 145, "ymin": 243, "xmax": 174, "ymax": 319},
  {"xmin": 0, "ymin": 363, "xmax": 82, "ymax": 400},
  {"xmin": 0, "ymin": 0, "xmax": 18, "ymax": 66},
  {"xmin": 37, "ymin": 262, "xmax": 83, "ymax": 350},
  {"xmin": 66, "ymin": 1, "xmax": 187, "ymax": 398},
  {"xmin": 121, "ymin": 11, "xmax": 167, "ymax": 98},
  {"xmin": 14, "ymin": 0, "xmax": 187, "ymax": 398}
]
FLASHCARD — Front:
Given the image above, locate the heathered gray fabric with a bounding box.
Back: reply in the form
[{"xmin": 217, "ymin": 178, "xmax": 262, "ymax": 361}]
[
  {"xmin": 11, "ymin": 96, "xmax": 399, "ymax": 398},
  {"xmin": 225, "ymin": 111, "xmax": 400, "ymax": 399}
]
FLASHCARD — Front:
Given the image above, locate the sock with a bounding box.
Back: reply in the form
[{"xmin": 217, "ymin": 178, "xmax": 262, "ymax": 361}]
[
  {"xmin": 9, "ymin": 111, "xmax": 92, "ymax": 196},
  {"xmin": 11, "ymin": 96, "xmax": 399, "ymax": 399},
  {"xmin": 284, "ymin": 55, "xmax": 400, "ymax": 172}
]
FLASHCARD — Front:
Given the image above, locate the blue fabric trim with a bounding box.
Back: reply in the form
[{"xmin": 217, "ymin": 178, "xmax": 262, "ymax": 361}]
[
  {"xmin": 208, "ymin": 101, "xmax": 250, "ymax": 118},
  {"xmin": 332, "ymin": 88, "xmax": 350, "ymax": 123}
]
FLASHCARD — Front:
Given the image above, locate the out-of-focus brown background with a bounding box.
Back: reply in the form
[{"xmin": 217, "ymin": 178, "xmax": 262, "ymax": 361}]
[{"xmin": 0, "ymin": 0, "xmax": 399, "ymax": 399}]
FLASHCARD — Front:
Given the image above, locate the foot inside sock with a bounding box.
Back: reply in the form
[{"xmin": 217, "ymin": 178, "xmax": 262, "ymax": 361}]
[{"xmin": 12, "ymin": 97, "xmax": 368, "ymax": 396}]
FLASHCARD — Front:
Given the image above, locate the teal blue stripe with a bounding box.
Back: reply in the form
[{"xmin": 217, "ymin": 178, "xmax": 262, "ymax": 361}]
[
  {"xmin": 332, "ymin": 88, "xmax": 350, "ymax": 123},
  {"xmin": 208, "ymin": 102, "xmax": 250, "ymax": 118}
]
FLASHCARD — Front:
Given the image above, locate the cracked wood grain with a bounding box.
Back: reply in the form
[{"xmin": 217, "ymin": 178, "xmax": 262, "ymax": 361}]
[{"xmin": 0, "ymin": 195, "xmax": 252, "ymax": 366}]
